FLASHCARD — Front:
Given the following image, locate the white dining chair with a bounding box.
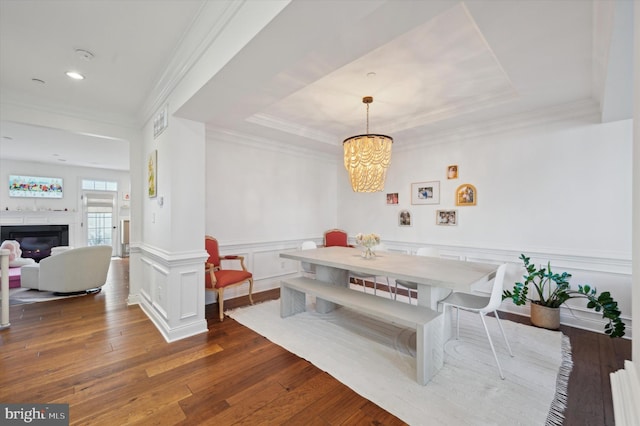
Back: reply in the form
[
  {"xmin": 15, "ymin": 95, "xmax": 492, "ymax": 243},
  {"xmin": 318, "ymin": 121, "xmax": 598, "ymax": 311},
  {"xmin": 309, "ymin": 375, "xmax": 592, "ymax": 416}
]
[
  {"xmin": 349, "ymin": 243, "xmax": 392, "ymax": 298},
  {"xmin": 300, "ymin": 241, "xmax": 317, "ymax": 276},
  {"xmin": 394, "ymin": 247, "xmax": 439, "ymax": 304},
  {"xmin": 437, "ymin": 263, "xmax": 513, "ymax": 379}
]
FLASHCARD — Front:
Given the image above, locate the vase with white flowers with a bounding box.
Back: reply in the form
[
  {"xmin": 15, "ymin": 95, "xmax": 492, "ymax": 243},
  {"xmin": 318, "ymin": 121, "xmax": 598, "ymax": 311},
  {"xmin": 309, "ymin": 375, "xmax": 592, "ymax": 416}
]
[{"xmin": 355, "ymin": 233, "xmax": 380, "ymax": 259}]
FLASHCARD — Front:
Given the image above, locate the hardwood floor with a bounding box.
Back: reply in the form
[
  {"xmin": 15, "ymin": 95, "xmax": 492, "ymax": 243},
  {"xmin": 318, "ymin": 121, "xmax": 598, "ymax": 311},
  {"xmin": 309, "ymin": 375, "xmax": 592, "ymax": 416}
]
[{"xmin": 0, "ymin": 258, "xmax": 631, "ymax": 425}]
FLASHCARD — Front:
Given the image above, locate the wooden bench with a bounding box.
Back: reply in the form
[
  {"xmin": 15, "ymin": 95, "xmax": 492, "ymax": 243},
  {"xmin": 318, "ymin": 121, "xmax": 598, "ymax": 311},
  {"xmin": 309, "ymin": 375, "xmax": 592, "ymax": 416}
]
[{"xmin": 280, "ymin": 277, "xmax": 443, "ymax": 385}]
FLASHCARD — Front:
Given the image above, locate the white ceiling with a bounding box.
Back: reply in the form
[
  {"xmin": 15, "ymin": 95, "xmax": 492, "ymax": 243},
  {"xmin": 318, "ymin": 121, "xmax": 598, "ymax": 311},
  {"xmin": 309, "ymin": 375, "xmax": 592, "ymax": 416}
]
[{"xmin": 0, "ymin": 0, "xmax": 633, "ymax": 170}]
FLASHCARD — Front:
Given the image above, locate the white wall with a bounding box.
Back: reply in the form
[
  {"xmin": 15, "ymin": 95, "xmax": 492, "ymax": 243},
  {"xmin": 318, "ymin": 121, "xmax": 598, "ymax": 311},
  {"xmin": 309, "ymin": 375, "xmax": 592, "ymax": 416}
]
[
  {"xmin": 205, "ymin": 132, "xmax": 339, "ymax": 243},
  {"xmin": 338, "ymin": 118, "xmax": 632, "ymax": 256}
]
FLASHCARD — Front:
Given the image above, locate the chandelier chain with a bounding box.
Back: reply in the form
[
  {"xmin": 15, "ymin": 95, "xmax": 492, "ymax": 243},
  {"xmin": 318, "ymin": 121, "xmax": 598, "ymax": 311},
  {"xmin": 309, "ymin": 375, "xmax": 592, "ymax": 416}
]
[{"xmin": 366, "ymin": 103, "xmax": 370, "ymax": 133}]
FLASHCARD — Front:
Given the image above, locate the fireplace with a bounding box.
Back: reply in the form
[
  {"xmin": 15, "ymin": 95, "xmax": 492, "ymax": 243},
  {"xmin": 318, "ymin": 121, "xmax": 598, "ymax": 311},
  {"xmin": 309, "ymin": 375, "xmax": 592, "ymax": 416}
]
[{"xmin": 1, "ymin": 225, "xmax": 69, "ymax": 262}]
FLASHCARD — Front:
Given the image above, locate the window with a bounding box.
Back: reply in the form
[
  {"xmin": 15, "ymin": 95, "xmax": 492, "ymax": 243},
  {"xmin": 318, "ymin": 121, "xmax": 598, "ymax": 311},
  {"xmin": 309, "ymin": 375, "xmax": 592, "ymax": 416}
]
[{"xmin": 82, "ymin": 179, "xmax": 118, "ymax": 191}]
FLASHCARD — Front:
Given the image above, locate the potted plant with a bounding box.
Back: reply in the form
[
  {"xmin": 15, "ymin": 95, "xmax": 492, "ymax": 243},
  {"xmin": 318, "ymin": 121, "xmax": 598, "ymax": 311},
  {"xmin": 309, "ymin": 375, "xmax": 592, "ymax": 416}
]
[{"xmin": 502, "ymin": 254, "xmax": 625, "ymax": 338}]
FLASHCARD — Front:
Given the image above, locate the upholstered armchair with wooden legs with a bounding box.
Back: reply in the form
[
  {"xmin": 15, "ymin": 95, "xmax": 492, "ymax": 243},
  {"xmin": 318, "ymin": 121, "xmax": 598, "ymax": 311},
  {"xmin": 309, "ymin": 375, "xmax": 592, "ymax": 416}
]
[{"xmin": 205, "ymin": 236, "xmax": 253, "ymax": 321}]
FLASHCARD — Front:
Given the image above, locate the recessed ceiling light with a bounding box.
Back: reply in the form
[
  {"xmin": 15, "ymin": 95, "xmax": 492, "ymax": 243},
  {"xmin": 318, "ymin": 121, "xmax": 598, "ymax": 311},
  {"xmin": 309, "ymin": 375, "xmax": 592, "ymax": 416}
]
[
  {"xmin": 66, "ymin": 71, "xmax": 85, "ymax": 80},
  {"xmin": 31, "ymin": 78, "xmax": 45, "ymax": 84}
]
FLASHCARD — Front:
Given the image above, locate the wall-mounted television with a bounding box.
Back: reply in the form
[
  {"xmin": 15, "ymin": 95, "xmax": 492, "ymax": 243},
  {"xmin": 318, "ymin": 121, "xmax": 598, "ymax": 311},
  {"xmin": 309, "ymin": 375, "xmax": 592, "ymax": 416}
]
[{"xmin": 9, "ymin": 175, "xmax": 64, "ymax": 199}]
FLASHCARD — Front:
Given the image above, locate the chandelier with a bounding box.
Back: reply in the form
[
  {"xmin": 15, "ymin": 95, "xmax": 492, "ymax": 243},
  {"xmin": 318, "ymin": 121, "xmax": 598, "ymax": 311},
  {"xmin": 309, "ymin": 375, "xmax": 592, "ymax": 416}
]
[{"xmin": 343, "ymin": 96, "xmax": 393, "ymax": 192}]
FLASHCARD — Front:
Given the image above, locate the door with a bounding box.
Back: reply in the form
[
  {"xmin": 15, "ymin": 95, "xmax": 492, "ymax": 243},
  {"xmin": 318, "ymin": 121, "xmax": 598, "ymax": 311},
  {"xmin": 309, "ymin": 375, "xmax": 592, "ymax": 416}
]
[{"xmin": 82, "ymin": 191, "xmax": 117, "ymax": 256}]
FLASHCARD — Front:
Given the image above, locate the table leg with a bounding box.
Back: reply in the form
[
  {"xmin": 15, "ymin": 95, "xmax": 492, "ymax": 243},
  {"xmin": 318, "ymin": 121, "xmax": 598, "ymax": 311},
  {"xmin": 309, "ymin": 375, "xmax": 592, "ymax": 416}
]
[
  {"xmin": 312, "ymin": 265, "xmax": 349, "ymax": 314},
  {"xmin": 280, "ymin": 285, "xmax": 306, "ymax": 318},
  {"xmin": 416, "ymin": 283, "xmax": 455, "ymax": 374}
]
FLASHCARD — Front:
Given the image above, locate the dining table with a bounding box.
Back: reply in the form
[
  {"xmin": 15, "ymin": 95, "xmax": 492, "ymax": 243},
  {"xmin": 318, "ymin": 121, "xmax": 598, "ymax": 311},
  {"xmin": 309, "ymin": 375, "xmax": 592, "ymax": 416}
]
[
  {"xmin": 279, "ymin": 246, "xmax": 500, "ymax": 382},
  {"xmin": 280, "ymin": 246, "xmax": 498, "ymax": 312}
]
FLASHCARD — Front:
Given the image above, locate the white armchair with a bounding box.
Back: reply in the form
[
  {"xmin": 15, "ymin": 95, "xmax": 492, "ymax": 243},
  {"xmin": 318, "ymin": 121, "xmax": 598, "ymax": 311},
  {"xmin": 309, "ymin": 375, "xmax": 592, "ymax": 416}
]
[{"xmin": 21, "ymin": 246, "xmax": 111, "ymax": 293}]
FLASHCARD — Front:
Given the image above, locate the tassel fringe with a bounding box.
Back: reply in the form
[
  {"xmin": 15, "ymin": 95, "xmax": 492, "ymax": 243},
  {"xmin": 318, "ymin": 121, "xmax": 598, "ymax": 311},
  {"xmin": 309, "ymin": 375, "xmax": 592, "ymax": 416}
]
[{"xmin": 545, "ymin": 334, "xmax": 573, "ymax": 425}]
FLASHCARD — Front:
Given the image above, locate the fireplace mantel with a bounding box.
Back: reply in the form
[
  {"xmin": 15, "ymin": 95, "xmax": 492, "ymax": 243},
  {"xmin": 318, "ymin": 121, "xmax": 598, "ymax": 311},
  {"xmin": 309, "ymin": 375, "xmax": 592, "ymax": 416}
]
[
  {"xmin": 1, "ymin": 211, "xmax": 79, "ymax": 248},
  {"xmin": 0, "ymin": 210, "xmax": 78, "ymax": 226}
]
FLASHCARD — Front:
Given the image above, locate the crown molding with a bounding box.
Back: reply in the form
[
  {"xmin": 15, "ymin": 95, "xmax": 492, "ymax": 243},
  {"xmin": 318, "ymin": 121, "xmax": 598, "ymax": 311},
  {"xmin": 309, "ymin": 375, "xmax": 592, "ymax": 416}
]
[
  {"xmin": 205, "ymin": 125, "xmax": 338, "ymax": 163},
  {"xmin": 0, "ymin": 89, "xmax": 138, "ymax": 130},
  {"xmin": 394, "ymin": 98, "xmax": 602, "ymax": 152},
  {"xmin": 246, "ymin": 113, "xmax": 339, "ymax": 145},
  {"xmin": 210, "ymin": 99, "xmax": 603, "ymax": 158},
  {"xmin": 139, "ymin": 0, "xmax": 245, "ymax": 125}
]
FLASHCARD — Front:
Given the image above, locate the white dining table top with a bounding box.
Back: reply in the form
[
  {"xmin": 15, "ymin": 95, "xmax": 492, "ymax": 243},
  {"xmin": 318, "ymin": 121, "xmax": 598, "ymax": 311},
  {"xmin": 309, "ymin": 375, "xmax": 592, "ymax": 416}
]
[{"xmin": 280, "ymin": 246, "xmax": 498, "ymax": 292}]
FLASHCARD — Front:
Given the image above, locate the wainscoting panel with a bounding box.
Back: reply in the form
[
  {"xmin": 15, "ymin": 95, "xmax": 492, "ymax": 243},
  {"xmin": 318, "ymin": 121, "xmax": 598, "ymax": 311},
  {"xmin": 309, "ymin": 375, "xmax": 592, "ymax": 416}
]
[
  {"xmin": 140, "ymin": 257, "xmax": 153, "ymax": 304},
  {"xmin": 253, "ymin": 248, "xmax": 299, "ymax": 280},
  {"xmin": 135, "ymin": 245, "xmax": 208, "ymax": 342},
  {"xmin": 151, "ymin": 263, "xmax": 169, "ymax": 322},
  {"xmin": 179, "ymin": 270, "xmax": 199, "ymax": 321},
  {"xmin": 213, "ymin": 241, "xmax": 302, "ymax": 301}
]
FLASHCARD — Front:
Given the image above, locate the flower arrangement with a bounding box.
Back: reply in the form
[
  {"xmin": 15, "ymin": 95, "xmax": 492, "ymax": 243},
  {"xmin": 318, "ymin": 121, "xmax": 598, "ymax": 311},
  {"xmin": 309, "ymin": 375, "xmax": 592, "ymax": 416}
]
[
  {"xmin": 355, "ymin": 233, "xmax": 380, "ymax": 259},
  {"xmin": 355, "ymin": 233, "xmax": 380, "ymax": 248}
]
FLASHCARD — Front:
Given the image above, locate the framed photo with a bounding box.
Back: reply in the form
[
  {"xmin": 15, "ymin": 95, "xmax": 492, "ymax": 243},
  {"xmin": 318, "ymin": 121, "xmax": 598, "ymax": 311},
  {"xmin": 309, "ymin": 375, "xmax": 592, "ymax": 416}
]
[
  {"xmin": 456, "ymin": 183, "xmax": 476, "ymax": 206},
  {"xmin": 153, "ymin": 105, "xmax": 168, "ymax": 139},
  {"xmin": 436, "ymin": 209, "xmax": 457, "ymax": 226},
  {"xmin": 399, "ymin": 210, "xmax": 412, "ymax": 226},
  {"xmin": 411, "ymin": 181, "xmax": 440, "ymax": 205},
  {"xmin": 386, "ymin": 193, "xmax": 399, "ymax": 205},
  {"xmin": 148, "ymin": 150, "xmax": 157, "ymax": 198},
  {"xmin": 447, "ymin": 165, "xmax": 458, "ymax": 179}
]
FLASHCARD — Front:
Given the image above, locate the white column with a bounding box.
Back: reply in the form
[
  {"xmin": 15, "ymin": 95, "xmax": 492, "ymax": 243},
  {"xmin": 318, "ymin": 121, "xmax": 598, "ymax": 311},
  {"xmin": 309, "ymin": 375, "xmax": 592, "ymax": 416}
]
[
  {"xmin": 135, "ymin": 115, "xmax": 208, "ymax": 342},
  {"xmin": 0, "ymin": 249, "xmax": 10, "ymax": 329},
  {"xmin": 632, "ymin": 0, "xmax": 639, "ymax": 365}
]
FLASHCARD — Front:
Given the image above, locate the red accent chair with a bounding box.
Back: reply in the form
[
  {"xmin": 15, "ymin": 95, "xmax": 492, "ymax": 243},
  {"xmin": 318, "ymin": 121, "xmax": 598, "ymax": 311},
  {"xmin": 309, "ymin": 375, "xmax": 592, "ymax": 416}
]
[
  {"xmin": 323, "ymin": 229, "xmax": 350, "ymax": 247},
  {"xmin": 205, "ymin": 236, "xmax": 253, "ymax": 321}
]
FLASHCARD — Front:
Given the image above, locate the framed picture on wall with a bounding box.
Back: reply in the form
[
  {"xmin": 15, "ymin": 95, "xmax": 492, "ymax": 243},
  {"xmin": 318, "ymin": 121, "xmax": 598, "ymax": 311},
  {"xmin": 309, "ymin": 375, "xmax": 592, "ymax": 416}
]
[
  {"xmin": 148, "ymin": 150, "xmax": 157, "ymax": 198},
  {"xmin": 447, "ymin": 165, "xmax": 458, "ymax": 179},
  {"xmin": 436, "ymin": 209, "xmax": 457, "ymax": 226},
  {"xmin": 411, "ymin": 181, "xmax": 440, "ymax": 205},
  {"xmin": 399, "ymin": 210, "xmax": 412, "ymax": 226},
  {"xmin": 386, "ymin": 193, "xmax": 399, "ymax": 204},
  {"xmin": 153, "ymin": 105, "xmax": 168, "ymax": 139},
  {"xmin": 456, "ymin": 183, "xmax": 476, "ymax": 206}
]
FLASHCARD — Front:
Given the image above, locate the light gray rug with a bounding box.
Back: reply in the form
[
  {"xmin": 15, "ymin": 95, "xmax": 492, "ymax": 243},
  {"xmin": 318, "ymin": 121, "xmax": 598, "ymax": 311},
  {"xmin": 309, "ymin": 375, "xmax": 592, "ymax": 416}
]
[
  {"xmin": 228, "ymin": 298, "xmax": 572, "ymax": 426},
  {"xmin": 5, "ymin": 287, "xmax": 93, "ymax": 305}
]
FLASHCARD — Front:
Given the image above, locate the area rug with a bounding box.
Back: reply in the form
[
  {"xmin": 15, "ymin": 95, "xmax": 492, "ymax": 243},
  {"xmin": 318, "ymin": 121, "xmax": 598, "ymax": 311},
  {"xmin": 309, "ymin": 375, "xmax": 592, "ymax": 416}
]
[
  {"xmin": 4, "ymin": 288, "xmax": 96, "ymax": 305},
  {"xmin": 228, "ymin": 299, "xmax": 573, "ymax": 426}
]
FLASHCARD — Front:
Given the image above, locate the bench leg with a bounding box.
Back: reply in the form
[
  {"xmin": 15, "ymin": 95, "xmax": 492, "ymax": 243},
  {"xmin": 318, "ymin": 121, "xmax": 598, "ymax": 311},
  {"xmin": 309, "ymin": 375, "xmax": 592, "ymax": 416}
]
[
  {"xmin": 280, "ymin": 284, "xmax": 306, "ymax": 318},
  {"xmin": 416, "ymin": 314, "xmax": 445, "ymax": 385}
]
